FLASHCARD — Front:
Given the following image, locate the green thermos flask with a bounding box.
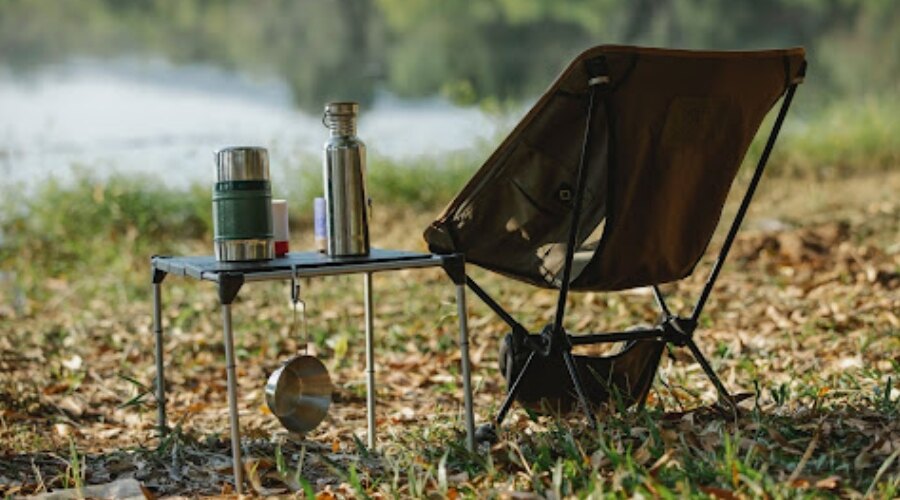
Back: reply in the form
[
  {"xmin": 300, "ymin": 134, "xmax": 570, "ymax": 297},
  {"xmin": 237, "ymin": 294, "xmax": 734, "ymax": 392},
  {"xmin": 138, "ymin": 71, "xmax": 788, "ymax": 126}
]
[{"xmin": 212, "ymin": 146, "xmax": 275, "ymax": 261}]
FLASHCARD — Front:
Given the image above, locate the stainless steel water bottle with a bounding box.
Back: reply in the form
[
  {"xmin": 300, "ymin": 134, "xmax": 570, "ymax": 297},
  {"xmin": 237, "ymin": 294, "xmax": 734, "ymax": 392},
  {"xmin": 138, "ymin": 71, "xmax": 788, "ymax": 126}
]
[
  {"xmin": 323, "ymin": 102, "xmax": 370, "ymax": 256},
  {"xmin": 213, "ymin": 146, "xmax": 275, "ymax": 261}
]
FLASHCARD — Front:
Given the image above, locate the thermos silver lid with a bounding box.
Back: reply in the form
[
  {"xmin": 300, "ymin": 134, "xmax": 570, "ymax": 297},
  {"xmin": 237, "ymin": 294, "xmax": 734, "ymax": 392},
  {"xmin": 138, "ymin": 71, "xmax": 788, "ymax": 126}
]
[
  {"xmin": 215, "ymin": 146, "xmax": 270, "ymax": 182},
  {"xmin": 324, "ymin": 101, "xmax": 358, "ymax": 117},
  {"xmin": 323, "ymin": 102, "xmax": 359, "ymax": 136}
]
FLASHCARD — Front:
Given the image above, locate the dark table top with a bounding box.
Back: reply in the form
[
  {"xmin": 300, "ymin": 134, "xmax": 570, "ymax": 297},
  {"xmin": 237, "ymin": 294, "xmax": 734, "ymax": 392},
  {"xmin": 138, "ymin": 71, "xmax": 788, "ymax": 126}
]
[{"xmin": 152, "ymin": 248, "xmax": 447, "ymax": 281}]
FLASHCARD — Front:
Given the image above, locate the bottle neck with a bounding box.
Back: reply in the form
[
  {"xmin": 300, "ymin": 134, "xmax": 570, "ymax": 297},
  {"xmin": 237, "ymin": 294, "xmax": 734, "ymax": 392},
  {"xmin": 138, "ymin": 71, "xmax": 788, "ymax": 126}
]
[{"xmin": 326, "ymin": 115, "xmax": 357, "ymax": 137}]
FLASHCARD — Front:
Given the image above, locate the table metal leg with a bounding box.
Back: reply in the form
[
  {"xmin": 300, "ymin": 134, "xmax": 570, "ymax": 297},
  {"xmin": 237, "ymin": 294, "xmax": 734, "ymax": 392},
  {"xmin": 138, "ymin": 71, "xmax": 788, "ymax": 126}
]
[
  {"xmin": 455, "ymin": 284, "xmax": 475, "ymax": 452},
  {"xmin": 152, "ymin": 282, "xmax": 167, "ymax": 437},
  {"xmin": 364, "ymin": 272, "xmax": 376, "ymax": 450},
  {"xmin": 221, "ymin": 304, "xmax": 244, "ymax": 495}
]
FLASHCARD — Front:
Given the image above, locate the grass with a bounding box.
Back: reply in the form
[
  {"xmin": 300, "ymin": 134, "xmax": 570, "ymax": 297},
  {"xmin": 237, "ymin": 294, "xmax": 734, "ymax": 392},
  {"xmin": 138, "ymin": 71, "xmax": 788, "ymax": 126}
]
[
  {"xmin": 759, "ymin": 95, "xmax": 900, "ymax": 177},
  {"xmin": 0, "ymin": 100, "xmax": 898, "ymax": 496},
  {"xmin": 62, "ymin": 439, "xmax": 85, "ymax": 491}
]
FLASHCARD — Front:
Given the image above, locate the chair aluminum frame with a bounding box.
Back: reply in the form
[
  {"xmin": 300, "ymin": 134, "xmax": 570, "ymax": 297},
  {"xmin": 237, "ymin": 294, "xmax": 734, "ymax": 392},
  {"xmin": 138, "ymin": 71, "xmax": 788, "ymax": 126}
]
[{"xmin": 465, "ymin": 55, "xmax": 806, "ymax": 432}]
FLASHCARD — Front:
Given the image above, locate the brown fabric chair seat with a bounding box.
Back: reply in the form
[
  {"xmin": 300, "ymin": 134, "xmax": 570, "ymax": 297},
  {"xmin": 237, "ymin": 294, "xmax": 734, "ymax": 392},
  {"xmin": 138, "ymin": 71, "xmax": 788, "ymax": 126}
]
[{"xmin": 425, "ymin": 45, "xmax": 806, "ymax": 291}]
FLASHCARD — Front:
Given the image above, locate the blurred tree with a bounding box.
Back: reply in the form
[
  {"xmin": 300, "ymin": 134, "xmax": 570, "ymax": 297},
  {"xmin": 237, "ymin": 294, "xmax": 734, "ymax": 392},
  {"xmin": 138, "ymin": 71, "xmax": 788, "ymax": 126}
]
[
  {"xmin": 0, "ymin": 0, "xmax": 896, "ymax": 110},
  {"xmin": 817, "ymin": 0, "xmax": 900, "ymax": 98}
]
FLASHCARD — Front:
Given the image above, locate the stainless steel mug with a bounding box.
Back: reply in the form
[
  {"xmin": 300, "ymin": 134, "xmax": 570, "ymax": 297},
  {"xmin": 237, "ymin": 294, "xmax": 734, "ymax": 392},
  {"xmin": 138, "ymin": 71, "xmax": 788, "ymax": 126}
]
[
  {"xmin": 323, "ymin": 102, "xmax": 370, "ymax": 256},
  {"xmin": 212, "ymin": 146, "xmax": 275, "ymax": 261}
]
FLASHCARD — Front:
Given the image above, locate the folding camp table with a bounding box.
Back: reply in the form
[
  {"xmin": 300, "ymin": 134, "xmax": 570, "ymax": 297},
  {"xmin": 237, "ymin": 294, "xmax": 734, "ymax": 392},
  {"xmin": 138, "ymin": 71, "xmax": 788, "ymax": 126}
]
[{"xmin": 150, "ymin": 249, "xmax": 475, "ymax": 494}]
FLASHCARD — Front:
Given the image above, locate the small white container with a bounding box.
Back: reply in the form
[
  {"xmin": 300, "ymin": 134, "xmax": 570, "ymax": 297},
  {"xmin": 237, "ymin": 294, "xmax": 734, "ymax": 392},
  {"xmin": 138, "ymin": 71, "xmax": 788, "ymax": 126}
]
[{"xmin": 272, "ymin": 199, "xmax": 290, "ymax": 257}]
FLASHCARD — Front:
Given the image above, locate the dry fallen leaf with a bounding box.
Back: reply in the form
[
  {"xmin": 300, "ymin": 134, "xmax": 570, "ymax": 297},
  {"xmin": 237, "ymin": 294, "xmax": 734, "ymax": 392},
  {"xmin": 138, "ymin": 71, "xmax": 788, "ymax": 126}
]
[
  {"xmin": 855, "ymin": 449, "xmax": 876, "ymax": 470},
  {"xmin": 591, "ymin": 449, "xmax": 610, "ymax": 469},
  {"xmin": 316, "ymin": 490, "xmax": 336, "ymax": 500},
  {"xmin": 700, "ymin": 486, "xmax": 738, "ymax": 500},
  {"xmin": 633, "ymin": 440, "xmax": 653, "ymax": 466},
  {"xmin": 647, "ymin": 449, "xmax": 675, "ymax": 475},
  {"xmin": 815, "ymin": 475, "xmax": 841, "ymax": 490},
  {"xmin": 789, "ymin": 478, "xmax": 810, "ymax": 489},
  {"xmin": 61, "ymin": 354, "xmax": 83, "ymax": 371}
]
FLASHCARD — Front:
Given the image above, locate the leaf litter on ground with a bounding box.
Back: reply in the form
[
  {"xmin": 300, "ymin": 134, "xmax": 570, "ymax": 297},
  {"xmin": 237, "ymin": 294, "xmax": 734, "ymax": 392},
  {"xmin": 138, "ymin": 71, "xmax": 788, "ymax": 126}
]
[{"xmin": 0, "ymin": 172, "xmax": 899, "ymax": 497}]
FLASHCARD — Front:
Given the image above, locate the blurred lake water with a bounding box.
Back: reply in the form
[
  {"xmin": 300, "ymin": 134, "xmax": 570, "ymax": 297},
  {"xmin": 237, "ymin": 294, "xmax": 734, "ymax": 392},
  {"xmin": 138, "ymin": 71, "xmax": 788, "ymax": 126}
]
[
  {"xmin": 0, "ymin": 58, "xmax": 500, "ymax": 190},
  {"xmin": 1, "ymin": 1, "xmax": 893, "ymax": 192}
]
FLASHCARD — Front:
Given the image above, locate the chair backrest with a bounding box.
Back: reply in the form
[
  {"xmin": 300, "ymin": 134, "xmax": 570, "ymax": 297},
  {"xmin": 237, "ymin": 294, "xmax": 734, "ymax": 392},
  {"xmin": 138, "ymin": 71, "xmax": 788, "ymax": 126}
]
[{"xmin": 425, "ymin": 45, "xmax": 806, "ymax": 291}]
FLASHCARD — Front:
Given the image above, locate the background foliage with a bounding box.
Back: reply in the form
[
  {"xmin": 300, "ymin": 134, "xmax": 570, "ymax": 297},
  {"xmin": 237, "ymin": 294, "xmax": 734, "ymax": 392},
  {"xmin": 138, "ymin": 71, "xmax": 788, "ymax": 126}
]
[{"xmin": 1, "ymin": 0, "xmax": 898, "ymax": 110}]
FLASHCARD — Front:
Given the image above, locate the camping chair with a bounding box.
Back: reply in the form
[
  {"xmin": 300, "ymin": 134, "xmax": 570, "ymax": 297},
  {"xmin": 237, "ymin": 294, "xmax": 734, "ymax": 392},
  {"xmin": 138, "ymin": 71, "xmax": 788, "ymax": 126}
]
[{"xmin": 424, "ymin": 46, "xmax": 806, "ymax": 437}]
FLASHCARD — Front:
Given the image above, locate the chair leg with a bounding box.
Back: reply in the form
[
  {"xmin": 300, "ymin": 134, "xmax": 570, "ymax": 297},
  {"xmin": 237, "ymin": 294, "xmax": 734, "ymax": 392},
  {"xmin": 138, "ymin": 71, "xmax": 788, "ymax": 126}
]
[
  {"xmin": 480, "ymin": 341, "xmax": 600, "ymax": 442},
  {"xmin": 476, "ymin": 350, "xmax": 536, "ymax": 443},
  {"xmin": 494, "ymin": 351, "xmax": 536, "ymax": 427},
  {"xmin": 683, "ymin": 337, "xmax": 738, "ymax": 414},
  {"xmin": 562, "ymin": 350, "xmax": 599, "ymax": 429}
]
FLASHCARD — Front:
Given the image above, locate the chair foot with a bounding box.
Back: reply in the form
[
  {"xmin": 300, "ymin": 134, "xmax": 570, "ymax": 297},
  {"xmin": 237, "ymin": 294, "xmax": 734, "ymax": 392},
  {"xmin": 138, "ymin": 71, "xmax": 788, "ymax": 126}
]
[
  {"xmin": 474, "ymin": 423, "xmax": 498, "ymax": 444},
  {"xmin": 683, "ymin": 337, "xmax": 738, "ymax": 415},
  {"xmin": 714, "ymin": 394, "xmax": 741, "ymax": 415},
  {"xmin": 561, "ymin": 350, "xmax": 599, "ymax": 429}
]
